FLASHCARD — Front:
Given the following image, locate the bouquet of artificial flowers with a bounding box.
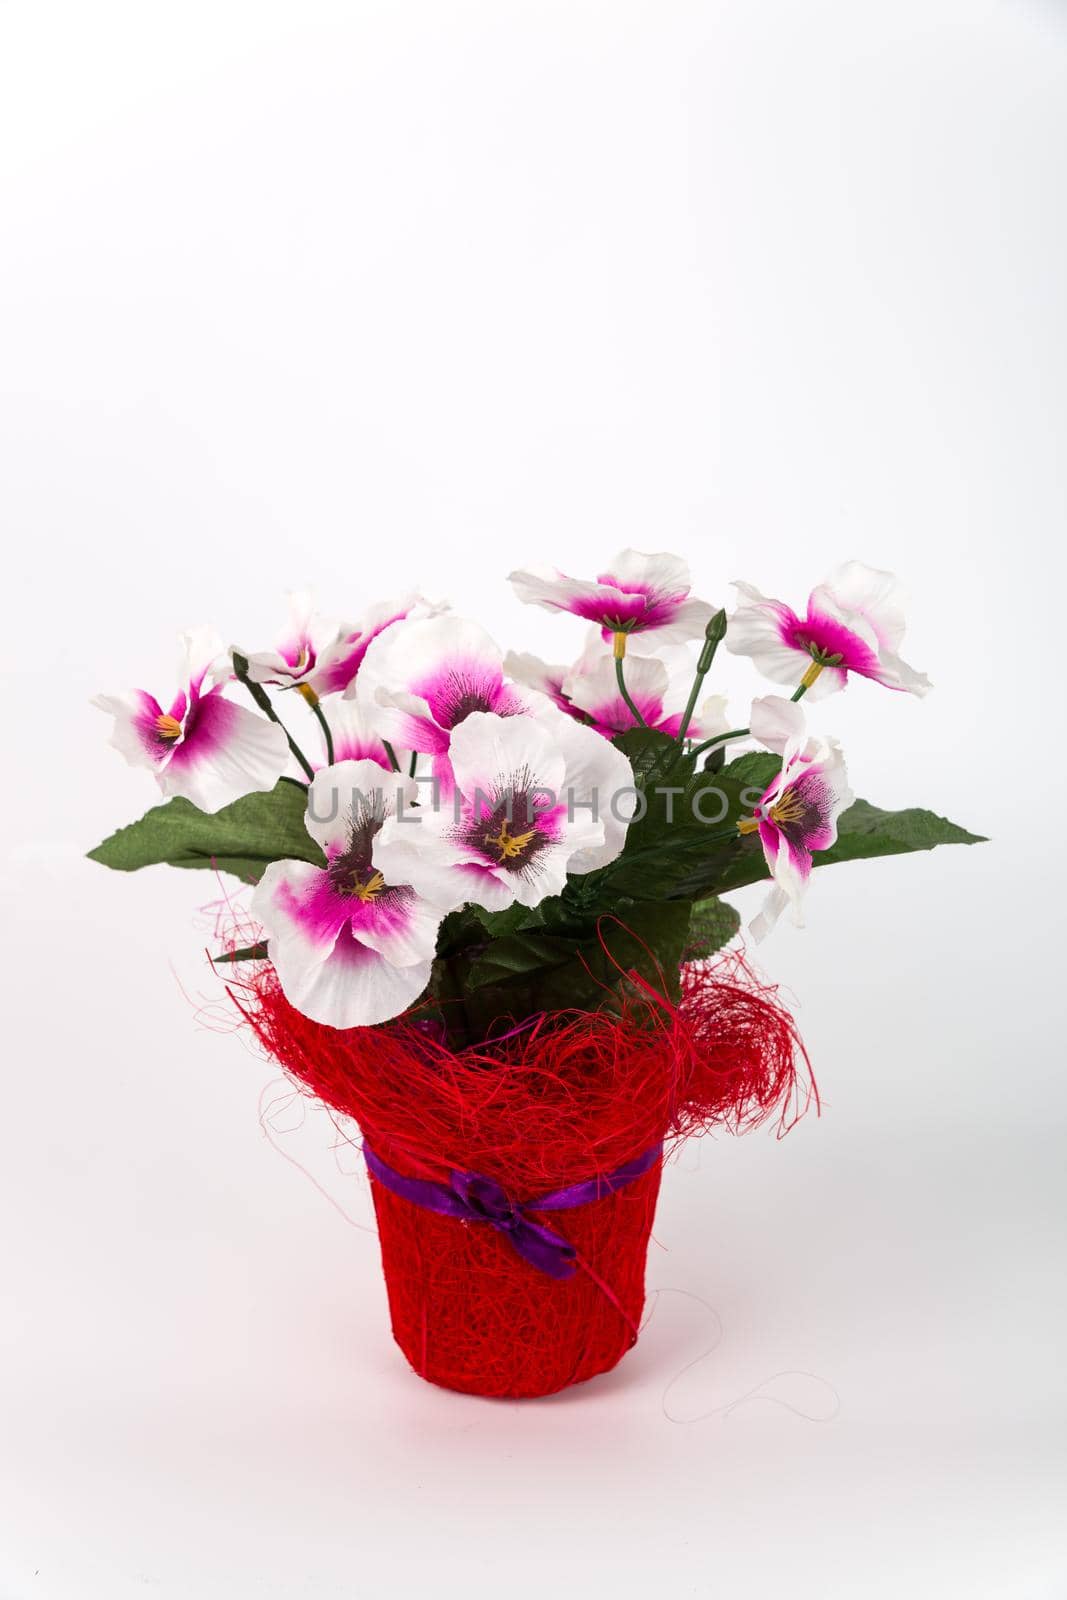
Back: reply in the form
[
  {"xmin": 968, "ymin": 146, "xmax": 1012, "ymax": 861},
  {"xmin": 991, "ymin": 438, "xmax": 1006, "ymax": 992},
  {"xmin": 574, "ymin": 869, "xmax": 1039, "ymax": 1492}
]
[{"xmin": 91, "ymin": 552, "xmax": 981, "ymax": 1397}]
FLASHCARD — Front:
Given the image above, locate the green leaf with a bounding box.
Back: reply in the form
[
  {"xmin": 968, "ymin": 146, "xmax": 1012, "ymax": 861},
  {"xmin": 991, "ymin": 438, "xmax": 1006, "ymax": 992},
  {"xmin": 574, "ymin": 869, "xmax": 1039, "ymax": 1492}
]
[
  {"xmin": 816, "ymin": 799, "xmax": 987, "ymax": 865},
  {"xmin": 612, "ymin": 726, "xmax": 696, "ymax": 791},
  {"xmin": 470, "ymin": 901, "xmax": 547, "ymax": 940},
  {"xmin": 434, "ymin": 906, "xmax": 489, "ymax": 959},
  {"xmin": 86, "ymin": 780, "xmax": 323, "ymax": 884},
  {"xmin": 465, "ymin": 932, "xmax": 576, "ymax": 991},
  {"xmin": 716, "ymin": 750, "xmax": 780, "ymax": 790},
  {"xmin": 211, "ymin": 942, "xmax": 269, "ymax": 964},
  {"xmin": 570, "ymin": 737, "xmax": 768, "ymax": 907},
  {"xmin": 684, "ymin": 896, "xmax": 742, "ymax": 960},
  {"xmin": 430, "ymin": 900, "xmax": 692, "ymax": 1046}
]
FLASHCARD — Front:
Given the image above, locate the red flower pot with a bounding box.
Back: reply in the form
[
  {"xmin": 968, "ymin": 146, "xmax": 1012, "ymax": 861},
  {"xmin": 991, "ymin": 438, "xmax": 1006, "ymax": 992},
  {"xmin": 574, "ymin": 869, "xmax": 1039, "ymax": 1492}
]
[
  {"xmin": 367, "ymin": 1138, "xmax": 663, "ymax": 1399},
  {"xmin": 237, "ymin": 958, "xmax": 807, "ymax": 1400}
]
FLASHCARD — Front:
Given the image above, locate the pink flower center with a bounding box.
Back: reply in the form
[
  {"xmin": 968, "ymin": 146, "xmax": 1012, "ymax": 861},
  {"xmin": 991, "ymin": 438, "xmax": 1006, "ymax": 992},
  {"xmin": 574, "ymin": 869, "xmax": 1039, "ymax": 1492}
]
[{"xmin": 780, "ymin": 607, "xmax": 876, "ymax": 676}]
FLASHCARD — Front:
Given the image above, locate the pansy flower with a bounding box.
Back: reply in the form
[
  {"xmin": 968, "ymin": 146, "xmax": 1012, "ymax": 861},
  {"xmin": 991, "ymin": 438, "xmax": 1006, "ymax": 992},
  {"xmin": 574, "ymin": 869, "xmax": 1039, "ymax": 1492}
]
[
  {"xmin": 237, "ymin": 590, "xmax": 341, "ymax": 694},
  {"xmin": 564, "ymin": 652, "xmax": 729, "ymax": 742},
  {"xmin": 93, "ymin": 627, "xmax": 289, "ymax": 814},
  {"xmin": 357, "ymin": 616, "xmax": 536, "ymax": 777},
  {"xmin": 509, "ymin": 549, "xmax": 714, "ymax": 647},
  {"xmin": 251, "ymin": 760, "xmax": 453, "ymax": 1028},
  {"xmin": 373, "ymin": 709, "xmax": 637, "ymax": 912},
  {"xmin": 737, "ymin": 698, "xmax": 854, "ymax": 939},
  {"xmin": 239, "ymin": 592, "xmax": 445, "ymax": 701},
  {"xmin": 726, "ymin": 563, "xmax": 931, "ymax": 699}
]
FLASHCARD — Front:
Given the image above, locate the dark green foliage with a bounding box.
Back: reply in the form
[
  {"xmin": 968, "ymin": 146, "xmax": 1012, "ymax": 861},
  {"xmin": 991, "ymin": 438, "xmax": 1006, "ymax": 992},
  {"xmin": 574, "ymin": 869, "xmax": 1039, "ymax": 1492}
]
[{"xmin": 87, "ymin": 779, "xmax": 323, "ymax": 884}]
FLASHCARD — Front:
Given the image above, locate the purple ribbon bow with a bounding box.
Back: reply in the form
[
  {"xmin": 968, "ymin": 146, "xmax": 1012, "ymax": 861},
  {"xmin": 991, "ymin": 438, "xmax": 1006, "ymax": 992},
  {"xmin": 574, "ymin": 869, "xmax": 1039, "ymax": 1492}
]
[{"xmin": 362, "ymin": 1140, "xmax": 663, "ymax": 1279}]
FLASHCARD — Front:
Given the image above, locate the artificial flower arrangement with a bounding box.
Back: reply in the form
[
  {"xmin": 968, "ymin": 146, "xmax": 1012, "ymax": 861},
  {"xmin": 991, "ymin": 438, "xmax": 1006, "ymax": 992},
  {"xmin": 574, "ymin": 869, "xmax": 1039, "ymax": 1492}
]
[{"xmin": 90, "ymin": 553, "xmax": 981, "ymax": 1398}]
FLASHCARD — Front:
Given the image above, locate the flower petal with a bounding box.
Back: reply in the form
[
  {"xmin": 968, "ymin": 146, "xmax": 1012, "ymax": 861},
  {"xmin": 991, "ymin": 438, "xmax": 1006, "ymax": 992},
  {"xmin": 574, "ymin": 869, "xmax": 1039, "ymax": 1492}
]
[
  {"xmin": 252, "ymin": 857, "xmax": 435, "ymax": 1026},
  {"xmin": 447, "ymin": 710, "xmax": 566, "ymax": 808},
  {"xmin": 628, "ymin": 595, "xmax": 716, "ymax": 648},
  {"xmin": 810, "ymin": 574, "xmax": 931, "ymax": 697},
  {"xmin": 372, "ymin": 818, "xmax": 503, "ymax": 911},
  {"xmin": 565, "ymin": 655, "xmax": 670, "ymax": 735},
  {"xmin": 347, "ymin": 887, "xmax": 446, "ymax": 967},
  {"xmin": 502, "ymin": 650, "xmax": 577, "ymax": 718},
  {"xmin": 303, "ymin": 759, "xmax": 414, "ymax": 855},
  {"xmin": 178, "ymin": 626, "xmax": 228, "ymax": 693},
  {"xmin": 689, "ymin": 693, "xmax": 731, "ymax": 743},
  {"xmin": 158, "ymin": 695, "xmax": 289, "ymax": 812},
  {"xmin": 236, "ymin": 592, "xmax": 344, "ymax": 687},
  {"xmin": 600, "ymin": 548, "xmax": 693, "ymax": 594},
  {"xmin": 750, "ymin": 883, "xmax": 791, "ymax": 943},
  {"xmin": 510, "ymin": 553, "xmax": 713, "ymax": 641},
  {"xmin": 749, "ymin": 694, "xmax": 807, "ymax": 756},
  {"xmin": 324, "ymin": 695, "xmax": 409, "ymax": 771},
  {"xmin": 822, "ymin": 562, "xmax": 908, "ymax": 652},
  {"xmin": 92, "ymin": 689, "xmax": 170, "ymax": 771},
  {"xmin": 308, "ymin": 593, "xmax": 448, "ymax": 698},
  {"xmin": 362, "ymin": 614, "xmax": 527, "ymax": 735},
  {"xmin": 726, "ymin": 582, "xmax": 813, "ymax": 687},
  {"xmin": 284, "ymin": 924, "xmax": 429, "ymax": 1027},
  {"xmin": 252, "ymin": 858, "xmax": 352, "ymax": 963},
  {"xmin": 508, "ymin": 565, "xmax": 607, "ymax": 616},
  {"xmin": 547, "ymin": 708, "xmax": 636, "ymax": 873}
]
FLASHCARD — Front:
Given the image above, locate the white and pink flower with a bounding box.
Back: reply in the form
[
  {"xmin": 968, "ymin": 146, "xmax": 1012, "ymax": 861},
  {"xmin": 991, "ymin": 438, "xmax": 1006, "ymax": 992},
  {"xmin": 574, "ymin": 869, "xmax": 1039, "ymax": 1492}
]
[
  {"xmin": 509, "ymin": 549, "xmax": 715, "ymax": 646},
  {"xmin": 239, "ymin": 592, "xmax": 445, "ymax": 699},
  {"xmin": 373, "ymin": 709, "xmax": 637, "ymax": 912},
  {"xmin": 93, "ymin": 628, "xmax": 289, "ymax": 814},
  {"xmin": 726, "ymin": 563, "xmax": 931, "ymax": 699},
  {"xmin": 738, "ymin": 698, "xmax": 854, "ymax": 939},
  {"xmin": 564, "ymin": 652, "xmax": 729, "ymax": 742},
  {"xmin": 251, "ymin": 760, "xmax": 453, "ymax": 1028},
  {"xmin": 237, "ymin": 590, "xmax": 341, "ymax": 693},
  {"xmin": 357, "ymin": 616, "xmax": 536, "ymax": 773}
]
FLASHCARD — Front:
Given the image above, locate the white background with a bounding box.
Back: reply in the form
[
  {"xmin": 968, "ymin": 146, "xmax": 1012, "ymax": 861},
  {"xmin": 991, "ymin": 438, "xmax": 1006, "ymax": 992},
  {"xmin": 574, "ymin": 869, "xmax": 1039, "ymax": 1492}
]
[{"xmin": 2, "ymin": 2, "xmax": 1065, "ymax": 1595}]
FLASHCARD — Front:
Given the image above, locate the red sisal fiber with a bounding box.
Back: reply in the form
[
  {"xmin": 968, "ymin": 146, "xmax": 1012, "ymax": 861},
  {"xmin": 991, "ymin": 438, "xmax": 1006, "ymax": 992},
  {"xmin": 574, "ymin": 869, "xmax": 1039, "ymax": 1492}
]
[{"xmin": 230, "ymin": 954, "xmax": 814, "ymax": 1399}]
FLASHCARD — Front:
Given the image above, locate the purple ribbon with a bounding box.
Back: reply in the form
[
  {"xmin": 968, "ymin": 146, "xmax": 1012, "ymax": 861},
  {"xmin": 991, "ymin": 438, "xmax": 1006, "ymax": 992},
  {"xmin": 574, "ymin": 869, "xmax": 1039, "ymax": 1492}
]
[{"xmin": 363, "ymin": 1140, "xmax": 663, "ymax": 1280}]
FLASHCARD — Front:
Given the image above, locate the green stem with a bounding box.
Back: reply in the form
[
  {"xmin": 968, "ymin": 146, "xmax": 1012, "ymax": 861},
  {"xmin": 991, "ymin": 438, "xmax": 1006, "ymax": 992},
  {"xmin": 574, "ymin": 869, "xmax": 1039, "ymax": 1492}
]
[
  {"xmin": 308, "ymin": 697, "xmax": 335, "ymax": 765},
  {"xmin": 381, "ymin": 739, "xmax": 402, "ymax": 774},
  {"xmin": 687, "ymin": 666, "xmax": 809, "ymax": 763},
  {"xmin": 231, "ymin": 655, "xmax": 315, "ymax": 782},
  {"xmin": 689, "ymin": 726, "xmax": 751, "ymax": 763},
  {"xmin": 791, "ymin": 658, "xmax": 830, "ymax": 701},
  {"xmin": 614, "ymin": 655, "xmax": 648, "ymax": 729},
  {"xmin": 677, "ymin": 608, "xmax": 728, "ymax": 744}
]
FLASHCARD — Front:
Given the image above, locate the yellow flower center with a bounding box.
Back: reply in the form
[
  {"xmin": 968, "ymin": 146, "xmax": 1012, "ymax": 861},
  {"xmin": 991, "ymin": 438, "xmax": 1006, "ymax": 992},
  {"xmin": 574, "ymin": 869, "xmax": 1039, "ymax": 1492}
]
[
  {"xmin": 737, "ymin": 787, "xmax": 806, "ymax": 834},
  {"xmin": 296, "ymin": 682, "xmax": 319, "ymax": 707},
  {"xmin": 486, "ymin": 818, "xmax": 538, "ymax": 861},
  {"xmin": 352, "ymin": 870, "xmax": 386, "ymax": 902},
  {"xmin": 155, "ymin": 713, "xmax": 182, "ymax": 741},
  {"xmin": 769, "ymin": 789, "xmax": 806, "ymax": 826}
]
